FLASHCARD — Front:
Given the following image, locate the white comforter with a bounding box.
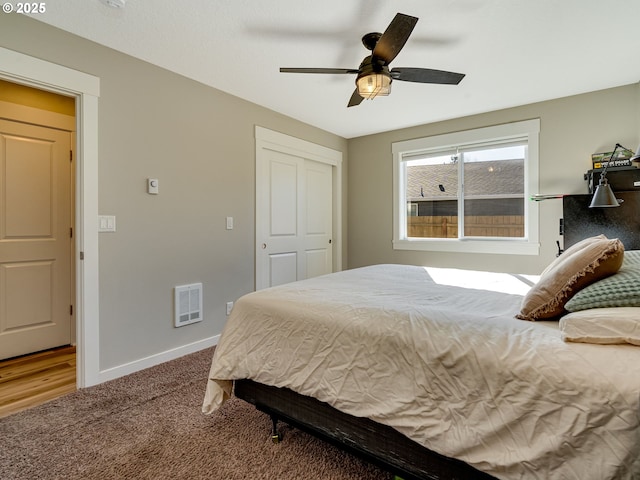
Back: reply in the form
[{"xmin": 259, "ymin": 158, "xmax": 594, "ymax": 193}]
[{"xmin": 203, "ymin": 264, "xmax": 640, "ymax": 479}]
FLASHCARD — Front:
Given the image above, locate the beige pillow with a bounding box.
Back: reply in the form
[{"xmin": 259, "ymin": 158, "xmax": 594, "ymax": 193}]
[
  {"xmin": 516, "ymin": 235, "xmax": 624, "ymax": 321},
  {"xmin": 560, "ymin": 307, "xmax": 640, "ymax": 346}
]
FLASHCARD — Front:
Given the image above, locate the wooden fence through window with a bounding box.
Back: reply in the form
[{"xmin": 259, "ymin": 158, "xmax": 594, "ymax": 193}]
[{"xmin": 407, "ymin": 215, "xmax": 524, "ymax": 238}]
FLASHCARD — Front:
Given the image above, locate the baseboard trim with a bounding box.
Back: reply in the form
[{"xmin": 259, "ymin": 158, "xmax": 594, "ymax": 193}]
[{"xmin": 97, "ymin": 335, "xmax": 219, "ymax": 384}]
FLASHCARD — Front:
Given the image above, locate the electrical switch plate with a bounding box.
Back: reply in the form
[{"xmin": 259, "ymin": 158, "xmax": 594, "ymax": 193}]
[
  {"xmin": 98, "ymin": 215, "xmax": 116, "ymax": 232},
  {"xmin": 148, "ymin": 178, "xmax": 159, "ymax": 194},
  {"xmin": 226, "ymin": 216, "xmax": 233, "ymax": 230},
  {"xmin": 226, "ymin": 301, "xmax": 233, "ymax": 315}
]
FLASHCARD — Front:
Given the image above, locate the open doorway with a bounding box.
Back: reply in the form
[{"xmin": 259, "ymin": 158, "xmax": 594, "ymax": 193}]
[
  {"xmin": 1, "ymin": 45, "xmax": 101, "ymax": 390},
  {"xmin": 0, "ymin": 79, "xmax": 77, "ymax": 412}
]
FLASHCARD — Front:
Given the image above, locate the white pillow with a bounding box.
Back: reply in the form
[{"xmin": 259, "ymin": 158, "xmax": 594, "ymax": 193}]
[{"xmin": 559, "ymin": 307, "xmax": 640, "ymax": 346}]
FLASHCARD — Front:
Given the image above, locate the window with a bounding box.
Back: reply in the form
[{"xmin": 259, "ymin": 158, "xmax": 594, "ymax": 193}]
[{"xmin": 393, "ymin": 119, "xmax": 540, "ymax": 255}]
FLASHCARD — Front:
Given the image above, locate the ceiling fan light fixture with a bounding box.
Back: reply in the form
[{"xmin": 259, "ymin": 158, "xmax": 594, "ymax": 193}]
[
  {"xmin": 279, "ymin": 13, "xmax": 465, "ymax": 107},
  {"xmin": 357, "ymin": 72, "xmax": 391, "ymax": 99}
]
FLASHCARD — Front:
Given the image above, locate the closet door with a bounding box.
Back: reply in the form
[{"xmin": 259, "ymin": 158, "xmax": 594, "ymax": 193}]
[{"xmin": 255, "ymin": 128, "xmax": 339, "ymax": 290}]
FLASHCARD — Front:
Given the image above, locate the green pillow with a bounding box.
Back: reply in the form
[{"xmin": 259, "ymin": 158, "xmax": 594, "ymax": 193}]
[{"xmin": 565, "ymin": 250, "xmax": 640, "ymax": 311}]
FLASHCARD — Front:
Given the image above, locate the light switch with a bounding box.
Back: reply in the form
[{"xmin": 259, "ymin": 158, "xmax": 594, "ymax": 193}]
[
  {"xmin": 148, "ymin": 178, "xmax": 159, "ymax": 194},
  {"xmin": 98, "ymin": 215, "xmax": 116, "ymax": 232},
  {"xmin": 226, "ymin": 216, "xmax": 234, "ymax": 230}
]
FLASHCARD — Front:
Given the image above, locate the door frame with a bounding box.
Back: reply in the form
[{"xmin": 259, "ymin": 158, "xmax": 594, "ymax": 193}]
[
  {"xmin": 0, "ymin": 47, "xmax": 101, "ymax": 388},
  {"xmin": 255, "ymin": 126, "xmax": 343, "ymax": 289}
]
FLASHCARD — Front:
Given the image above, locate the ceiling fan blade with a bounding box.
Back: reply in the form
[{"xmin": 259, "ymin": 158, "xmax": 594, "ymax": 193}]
[
  {"xmin": 347, "ymin": 88, "xmax": 364, "ymax": 107},
  {"xmin": 390, "ymin": 67, "xmax": 465, "ymax": 85},
  {"xmin": 372, "ymin": 13, "xmax": 418, "ymax": 65},
  {"xmin": 280, "ymin": 67, "xmax": 358, "ymax": 74}
]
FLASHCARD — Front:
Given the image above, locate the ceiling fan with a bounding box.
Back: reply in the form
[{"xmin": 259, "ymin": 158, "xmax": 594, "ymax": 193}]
[{"xmin": 280, "ymin": 13, "xmax": 466, "ymax": 107}]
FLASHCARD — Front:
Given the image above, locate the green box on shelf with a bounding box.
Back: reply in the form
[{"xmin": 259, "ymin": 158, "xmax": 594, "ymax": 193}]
[{"xmin": 592, "ymin": 150, "xmax": 633, "ymax": 170}]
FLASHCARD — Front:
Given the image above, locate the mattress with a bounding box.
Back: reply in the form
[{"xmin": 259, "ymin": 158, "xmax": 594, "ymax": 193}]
[{"xmin": 203, "ymin": 264, "xmax": 640, "ymax": 479}]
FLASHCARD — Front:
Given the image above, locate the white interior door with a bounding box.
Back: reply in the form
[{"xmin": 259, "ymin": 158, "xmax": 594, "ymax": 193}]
[
  {"xmin": 0, "ymin": 119, "xmax": 73, "ymax": 360},
  {"xmin": 255, "ymin": 127, "xmax": 341, "ymax": 290}
]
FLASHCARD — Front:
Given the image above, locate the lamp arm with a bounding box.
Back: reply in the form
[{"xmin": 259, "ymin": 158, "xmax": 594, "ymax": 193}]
[
  {"xmin": 599, "ymin": 143, "xmax": 635, "ymax": 180},
  {"xmin": 599, "ymin": 144, "xmax": 618, "ymax": 179}
]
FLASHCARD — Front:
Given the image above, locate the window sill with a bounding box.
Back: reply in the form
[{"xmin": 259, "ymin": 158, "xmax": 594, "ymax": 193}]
[{"xmin": 392, "ymin": 238, "xmax": 540, "ymax": 255}]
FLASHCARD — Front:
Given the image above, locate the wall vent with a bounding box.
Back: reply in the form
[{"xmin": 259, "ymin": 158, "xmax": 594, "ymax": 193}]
[{"xmin": 174, "ymin": 283, "xmax": 203, "ymax": 327}]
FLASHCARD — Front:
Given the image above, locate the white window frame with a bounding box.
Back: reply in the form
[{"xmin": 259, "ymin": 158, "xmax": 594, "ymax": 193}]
[{"xmin": 392, "ymin": 119, "xmax": 540, "ymax": 255}]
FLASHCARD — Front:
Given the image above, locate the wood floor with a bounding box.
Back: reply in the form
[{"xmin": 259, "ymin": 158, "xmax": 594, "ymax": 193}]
[{"xmin": 0, "ymin": 345, "xmax": 76, "ymax": 418}]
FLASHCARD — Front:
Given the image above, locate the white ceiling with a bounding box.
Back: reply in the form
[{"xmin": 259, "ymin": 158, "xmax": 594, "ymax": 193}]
[{"xmin": 27, "ymin": 0, "xmax": 640, "ymax": 139}]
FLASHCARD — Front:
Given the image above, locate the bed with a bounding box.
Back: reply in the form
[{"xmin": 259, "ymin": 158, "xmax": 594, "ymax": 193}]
[{"xmin": 203, "ymin": 241, "xmax": 640, "ymax": 479}]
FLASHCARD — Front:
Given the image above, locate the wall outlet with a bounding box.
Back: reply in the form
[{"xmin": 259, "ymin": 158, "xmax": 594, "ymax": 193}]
[{"xmin": 226, "ymin": 301, "xmax": 234, "ymax": 315}]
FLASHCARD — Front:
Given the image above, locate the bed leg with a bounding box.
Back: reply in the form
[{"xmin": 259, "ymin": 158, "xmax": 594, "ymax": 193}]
[{"xmin": 270, "ymin": 416, "xmax": 282, "ymax": 443}]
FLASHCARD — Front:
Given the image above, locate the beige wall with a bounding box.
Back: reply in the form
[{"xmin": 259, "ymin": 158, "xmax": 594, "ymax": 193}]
[
  {"xmin": 348, "ymin": 84, "xmax": 640, "ymax": 274},
  {"xmin": 0, "ymin": 14, "xmax": 348, "ymax": 370}
]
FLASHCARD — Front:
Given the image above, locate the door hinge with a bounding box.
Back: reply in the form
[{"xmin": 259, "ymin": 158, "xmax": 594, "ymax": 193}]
[
  {"xmin": 70, "ymin": 305, "xmax": 73, "ymax": 315},
  {"xmin": 70, "ymin": 150, "xmax": 73, "ymax": 162},
  {"xmin": 80, "ymin": 251, "xmax": 85, "ymax": 260},
  {"xmin": 70, "ymin": 227, "xmax": 73, "ymax": 238}
]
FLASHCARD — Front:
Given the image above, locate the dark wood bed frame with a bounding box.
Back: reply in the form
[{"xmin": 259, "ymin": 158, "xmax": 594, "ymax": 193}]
[{"xmin": 235, "ymin": 379, "xmax": 497, "ymax": 480}]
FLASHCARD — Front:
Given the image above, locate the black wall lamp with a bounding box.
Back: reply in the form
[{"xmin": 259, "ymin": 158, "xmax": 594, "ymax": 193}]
[{"xmin": 589, "ymin": 143, "xmax": 638, "ymax": 208}]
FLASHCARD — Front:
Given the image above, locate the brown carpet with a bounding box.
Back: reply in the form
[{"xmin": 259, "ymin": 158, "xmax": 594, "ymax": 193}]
[{"xmin": 0, "ymin": 347, "xmax": 393, "ymax": 480}]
